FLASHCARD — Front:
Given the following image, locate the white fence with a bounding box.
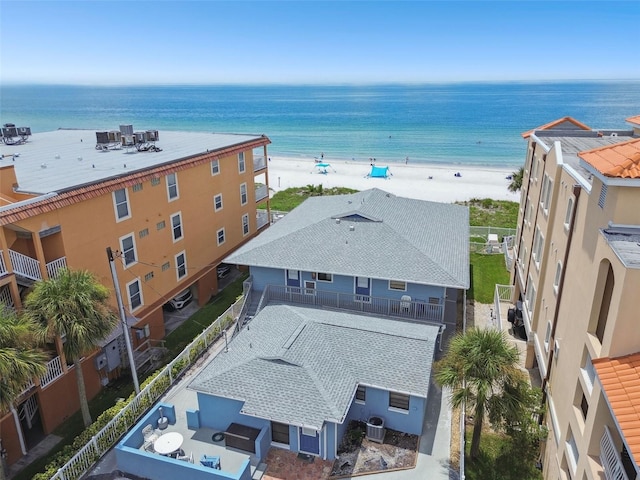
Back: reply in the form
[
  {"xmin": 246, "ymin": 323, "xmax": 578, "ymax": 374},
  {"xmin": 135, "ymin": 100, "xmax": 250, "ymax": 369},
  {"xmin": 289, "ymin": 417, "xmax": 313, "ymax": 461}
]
[
  {"xmin": 492, "ymin": 284, "xmax": 514, "ymax": 332},
  {"xmin": 49, "ymin": 290, "xmax": 250, "ymax": 480}
]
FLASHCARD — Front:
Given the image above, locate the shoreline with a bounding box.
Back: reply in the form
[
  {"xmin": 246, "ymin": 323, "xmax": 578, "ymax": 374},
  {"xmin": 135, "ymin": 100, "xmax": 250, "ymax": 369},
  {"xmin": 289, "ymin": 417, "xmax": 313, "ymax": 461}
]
[{"xmin": 266, "ymin": 155, "xmax": 521, "ymax": 204}]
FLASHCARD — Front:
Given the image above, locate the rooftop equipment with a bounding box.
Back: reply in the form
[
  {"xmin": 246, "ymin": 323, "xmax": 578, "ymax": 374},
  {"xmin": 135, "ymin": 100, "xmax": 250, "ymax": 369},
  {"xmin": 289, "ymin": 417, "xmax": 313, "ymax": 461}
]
[{"xmin": 1, "ymin": 123, "xmax": 31, "ymax": 145}]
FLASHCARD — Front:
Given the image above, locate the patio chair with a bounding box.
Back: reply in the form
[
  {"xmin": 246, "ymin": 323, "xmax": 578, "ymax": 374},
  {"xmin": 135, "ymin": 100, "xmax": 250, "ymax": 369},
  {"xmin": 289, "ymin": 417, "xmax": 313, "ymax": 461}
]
[
  {"xmin": 177, "ymin": 451, "xmax": 193, "ymax": 463},
  {"xmin": 200, "ymin": 454, "xmax": 221, "ymax": 469},
  {"xmin": 142, "ymin": 424, "xmax": 160, "ymax": 451}
]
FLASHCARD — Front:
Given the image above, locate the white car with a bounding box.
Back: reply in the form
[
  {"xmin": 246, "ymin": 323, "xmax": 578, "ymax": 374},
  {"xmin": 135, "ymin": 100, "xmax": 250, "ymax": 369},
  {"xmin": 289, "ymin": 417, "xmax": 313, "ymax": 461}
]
[{"xmin": 163, "ymin": 288, "xmax": 193, "ymax": 311}]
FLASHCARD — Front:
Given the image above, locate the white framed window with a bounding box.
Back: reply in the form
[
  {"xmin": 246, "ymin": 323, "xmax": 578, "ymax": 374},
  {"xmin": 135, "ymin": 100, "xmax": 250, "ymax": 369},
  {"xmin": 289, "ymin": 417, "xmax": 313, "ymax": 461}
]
[
  {"xmin": 211, "ymin": 159, "xmax": 220, "ymax": 175},
  {"xmin": 544, "ymin": 322, "xmax": 552, "ymax": 352},
  {"xmin": 554, "ymin": 262, "xmax": 562, "ymax": 294},
  {"xmin": 214, "ymin": 193, "xmax": 223, "ymax": 211},
  {"xmin": 217, "ymin": 228, "xmax": 225, "ymax": 246},
  {"xmin": 532, "ymin": 227, "xmax": 544, "ymax": 268},
  {"xmin": 525, "ymin": 200, "xmax": 532, "ymax": 226},
  {"xmin": 166, "ymin": 173, "xmax": 179, "ymax": 201},
  {"xmin": 240, "ymin": 183, "xmax": 248, "ymax": 205},
  {"xmin": 171, "ymin": 212, "xmax": 183, "ymax": 242},
  {"xmin": 389, "ymin": 392, "xmax": 410, "ymax": 412},
  {"xmin": 389, "ymin": 280, "xmax": 407, "ymax": 291},
  {"xmin": 566, "ymin": 428, "xmax": 579, "ymax": 474},
  {"xmin": 119, "ymin": 233, "xmax": 137, "ymax": 268},
  {"xmin": 126, "ymin": 278, "xmax": 143, "ymax": 311},
  {"xmin": 355, "ymin": 385, "xmax": 366, "ymax": 404},
  {"xmin": 113, "ymin": 188, "xmax": 131, "ymax": 222},
  {"xmin": 531, "ymin": 157, "xmax": 539, "ymax": 182},
  {"xmin": 540, "ymin": 174, "xmax": 553, "ymax": 214},
  {"xmin": 238, "ymin": 152, "xmax": 246, "ymax": 173},
  {"xmin": 564, "ymin": 197, "xmax": 574, "ymax": 230},
  {"xmin": 525, "ymin": 274, "xmax": 536, "ymax": 315},
  {"xmin": 175, "ymin": 251, "xmax": 187, "ymax": 280},
  {"xmin": 242, "ymin": 213, "xmax": 249, "ymax": 236},
  {"xmin": 317, "ymin": 272, "xmax": 332, "ymax": 282},
  {"xmin": 581, "ymin": 352, "xmax": 595, "ymax": 394}
]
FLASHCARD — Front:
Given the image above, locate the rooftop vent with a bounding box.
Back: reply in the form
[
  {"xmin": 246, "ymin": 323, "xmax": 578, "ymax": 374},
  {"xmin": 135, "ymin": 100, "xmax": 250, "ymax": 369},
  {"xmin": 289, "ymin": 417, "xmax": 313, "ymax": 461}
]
[
  {"xmin": 336, "ymin": 219, "xmax": 341, "ymax": 224},
  {"xmin": 349, "ymin": 225, "xmax": 355, "ymax": 231}
]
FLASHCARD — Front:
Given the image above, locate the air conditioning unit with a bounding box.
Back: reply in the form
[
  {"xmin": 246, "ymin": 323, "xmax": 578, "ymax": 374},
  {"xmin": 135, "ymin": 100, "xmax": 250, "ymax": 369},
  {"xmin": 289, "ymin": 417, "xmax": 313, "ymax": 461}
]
[
  {"xmin": 121, "ymin": 135, "xmax": 135, "ymax": 147},
  {"xmin": 134, "ymin": 132, "xmax": 146, "ymax": 144},
  {"xmin": 145, "ymin": 130, "xmax": 159, "ymax": 142},
  {"xmin": 94, "ymin": 352, "xmax": 107, "ymax": 370},
  {"xmin": 96, "ymin": 131, "xmax": 109, "ymax": 144},
  {"xmin": 108, "ymin": 130, "xmax": 122, "ymax": 143},
  {"xmin": 119, "ymin": 124, "xmax": 134, "ymax": 135}
]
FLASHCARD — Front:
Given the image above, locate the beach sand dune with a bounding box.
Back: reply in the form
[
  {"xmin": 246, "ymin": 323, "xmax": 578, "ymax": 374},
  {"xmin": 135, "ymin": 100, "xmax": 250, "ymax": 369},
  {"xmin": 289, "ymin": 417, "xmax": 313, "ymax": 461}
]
[{"xmin": 266, "ymin": 156, "xmax": 521, "ymax": 203}]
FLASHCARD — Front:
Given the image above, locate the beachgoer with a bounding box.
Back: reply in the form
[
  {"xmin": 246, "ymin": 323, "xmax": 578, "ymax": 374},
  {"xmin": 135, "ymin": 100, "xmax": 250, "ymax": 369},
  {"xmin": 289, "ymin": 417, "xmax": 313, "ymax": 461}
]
[
  {"xmin": 405, "ymin": 156, "xmax": 409, "ymax": 165},
  {"xmin": 321, "ymin": 152, "xmax": 324, "ymax": 160}
]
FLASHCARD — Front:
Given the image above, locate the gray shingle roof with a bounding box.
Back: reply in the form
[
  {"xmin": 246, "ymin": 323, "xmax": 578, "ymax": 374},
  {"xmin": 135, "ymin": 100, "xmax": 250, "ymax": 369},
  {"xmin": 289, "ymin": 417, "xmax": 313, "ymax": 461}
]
[
  {"xmin": 226, "ymin": 188, "xmax": 469, "ymax": 289},
  {"xmin": 189, "ymin": 303, "xmax": 440, "ymax": 429}
]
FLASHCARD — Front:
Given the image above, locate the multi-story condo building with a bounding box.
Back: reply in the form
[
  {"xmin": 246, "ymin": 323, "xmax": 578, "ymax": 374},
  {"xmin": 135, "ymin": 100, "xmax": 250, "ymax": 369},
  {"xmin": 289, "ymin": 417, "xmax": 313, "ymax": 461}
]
[
  {"xmin": 0, "ymin": 125, "xmax": 271, "ymax": 468},
  {"xmin": 511, "ymin": 115, "xmax": 640, "ymax": 480}
]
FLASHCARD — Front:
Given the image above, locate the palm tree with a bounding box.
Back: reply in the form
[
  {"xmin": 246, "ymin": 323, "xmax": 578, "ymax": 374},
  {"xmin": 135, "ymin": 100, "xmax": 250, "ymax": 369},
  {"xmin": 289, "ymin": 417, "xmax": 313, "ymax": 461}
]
[
  {"xmin": 0, "ymin": 306, "xmax": 48, "ymax": 480},
  {"xmin": 434, "ymin": 328, "xmax": 526, "ymax": 459},
  {"xmin": 24, "ymin": 269, "xmax": 118, "ymax": 428},
  {"xmin": 507, "ymin": 166, "xmax": 524, "ymax": 193}
]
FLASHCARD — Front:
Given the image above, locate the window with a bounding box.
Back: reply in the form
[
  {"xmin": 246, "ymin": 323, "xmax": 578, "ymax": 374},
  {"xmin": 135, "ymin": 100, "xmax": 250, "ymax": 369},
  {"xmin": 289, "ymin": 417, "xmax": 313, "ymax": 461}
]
[
  {"xmin": 144, "ymin": 271, "xmax": 154, "ymax": 282},
  {"xmin": 554, "ymin": 263, "xmax": 562, "ymax": 293},
  {"xmin": 240, "ymin": 183, "xmax": 248, "ymax": 205},
  {"xmin": 540, "ymin": 174, "xmax": 553, "ymax": 214},
  {"xmin": 175, "ymin": 251, "xmax": 187, "ymax": 280},
  {"xmin": 126, "ymin": 278, "xmax": 142, "ymax": 311},
  {"xmin": 238, "ymin": 152, "xmax": 246, "ymax": 173},
  {"xmin": 532, "ymin": 227, "xmax": 544, "ymax": 268},
  {"xmin": 132, "ymin": 183, "xmax": 143, "ymax": 192},
  {"xmin": 317, "ymin": 272, "xmax": 332, "ymax": 282},
  {"xmin": 120, "ymin": 234, "xmax": 137, "ymax": 267},
  {"xmin": 171, "ymin": 212, "xmax": 183, "ymax": 242},
  {"xmin": 525, "ymin": 201, "xmax": 532, "ymax": 226},
  {"xmin": 166, "ymin": 173, "xmax": 179, "ymax": 201},
  {"xmin": 389, "ymin": 392, "xmax": 410, "ymax": 411},
  {"xmin": 389, "ymin": 280, "xmax": 407, "ymax": 291},
  {"xmin": 566, "ymin": 428, "xmax": 579, "ymax": 474},
  {"xmin": 151, "ymin": 177, "xmax": 161, "ymax": 186},
  {"xmin": 217, "ymin": 228, "xmax": 225, "ymax": 246},
  {"xmin": 139, "ymin": 228, "xmax": 149, "ymax": 239},
  {"xmin": 544, "ymin": 322, "xmax": 552, "ymax": 352},
  {"xmin": 355, "ymin": 385, "xmax": 366, "ymax": 403},
  {"xmin": 581, "ymin": 352, "xmax": 595, "ymax": 394},
  {"xmin": 525, "ymin": 274, "xmax": 536, "ymax": 315},
  {"xmin": 113, "ymin": 188, "xmax": 130, "ymax": 221},
  {"xmin": 579, "ymin": 392, "xmax": 588, "ymax": 420},
  {"xmin": 592, "ymin": 262, "xmax": 614, "ymax": 344},
  {"xmin": 271, "ymin": 421, "xmax": 289, "ymax": 445},
  {"xmin": 156, "ymin": 220, "xmax": 166, "ymax": 230},
  {"xmin": 242, "ymin": 213, "xmax": 249, "ymax": 236},
  {"xmin": 161, "ymin": 262, "xmax": 170, "ymax": 272},
  {"xmin": 564, "ymin": 198, "xmax": 574, "ymax": 229},
  {"xmin": 214, "ymin": 194, "xmax": 223, "ymax": 212},
  {"xmin": 211, "ymin": 159, "xmax": 220, "ymax": 175},
  {"xmin": 531, "ymin": 157, "xmax": 539, "ymax": 182}
]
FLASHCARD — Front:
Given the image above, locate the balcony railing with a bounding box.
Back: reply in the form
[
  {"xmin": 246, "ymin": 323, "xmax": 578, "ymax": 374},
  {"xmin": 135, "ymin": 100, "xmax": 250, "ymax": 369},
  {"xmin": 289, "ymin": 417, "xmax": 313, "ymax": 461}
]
[
  {"xmin": 255, "ymin": 184, "xmax": 268, "ymax": 202},
  {"xmin": 40, "ymin": 356, "xmax": 65, "ymax": 388},
  {"xmin": 262, "ymin": 284, "xmax": 444, "ymax": 323},
  {"xmin": 253, "ymin": 156, "xmax": 267, "ymax": 172},
  {"xmin": 0, "ymin": 249, "xmax": 66, "ymax": 281},
  {"xmin": 600, "ymin": 426, "xmax": 630, "ymax": 480},
  {"xmin": 256, "ymin": 210, "xmax": 269, "ymax": 230}
]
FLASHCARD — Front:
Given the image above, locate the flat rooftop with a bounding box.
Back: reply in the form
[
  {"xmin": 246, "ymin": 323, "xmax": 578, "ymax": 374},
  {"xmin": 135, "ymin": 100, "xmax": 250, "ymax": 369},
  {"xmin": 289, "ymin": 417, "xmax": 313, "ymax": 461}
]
[
  {"xmin": 0, "ymin": 129, "xmax": 267, "ymax": 195},
  {"xmin": 602, "ymin": 226, "xmax": 640, "ymax": 269}
]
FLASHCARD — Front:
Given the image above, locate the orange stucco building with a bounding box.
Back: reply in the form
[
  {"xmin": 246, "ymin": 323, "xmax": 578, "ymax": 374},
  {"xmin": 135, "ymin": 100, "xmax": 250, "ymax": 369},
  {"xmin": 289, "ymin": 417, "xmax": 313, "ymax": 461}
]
[{"xmin": 0, "ymin": 126, "xmax": 271, "ymax": 466}]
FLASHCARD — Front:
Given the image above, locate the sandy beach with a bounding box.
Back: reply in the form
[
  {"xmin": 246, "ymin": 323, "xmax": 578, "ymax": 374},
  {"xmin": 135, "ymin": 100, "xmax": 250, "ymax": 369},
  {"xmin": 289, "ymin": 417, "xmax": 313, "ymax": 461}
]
[{"xmin": 266, "ymin": 156, "xmax": 521, "ymax": 203}]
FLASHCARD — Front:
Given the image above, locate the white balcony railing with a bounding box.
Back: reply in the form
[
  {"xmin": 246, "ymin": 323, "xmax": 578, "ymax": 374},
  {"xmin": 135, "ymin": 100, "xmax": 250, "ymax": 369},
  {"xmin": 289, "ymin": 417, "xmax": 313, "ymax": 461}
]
[
  {"xmin": 253, "ymin": 156, "xmax": 267, "ymax": 172},
  {"xmin": 46, "ymin": 256, "xmax": 67, "ymax": 278},
  {"xmin": 40, "ymin": 356, "xmax": 64, "ymax": 388},
  {"xmin": 255, "ymin": 184, "xmax": 268, "ymax": 202},
  {"xmin": 256, "ymin": 210, "xmax": 269, "ymax": 230},
  {"xmin": 0, "ymin": 250, "xmax": 7, "ymax": 276},
  {"xmin": 9, "ymin": 249, "xmax": 42, "ymax": 280},
  {"xmin": 600, "ymin": 426, "xmax": 630, "ymax": 480}
]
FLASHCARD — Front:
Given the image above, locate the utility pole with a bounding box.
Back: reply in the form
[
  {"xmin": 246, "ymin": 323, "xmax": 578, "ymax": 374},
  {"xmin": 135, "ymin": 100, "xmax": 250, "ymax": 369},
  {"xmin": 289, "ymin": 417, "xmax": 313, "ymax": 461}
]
[{"xmin": 106, "ymin": 247, "xmax": 140, "ymax": 394}]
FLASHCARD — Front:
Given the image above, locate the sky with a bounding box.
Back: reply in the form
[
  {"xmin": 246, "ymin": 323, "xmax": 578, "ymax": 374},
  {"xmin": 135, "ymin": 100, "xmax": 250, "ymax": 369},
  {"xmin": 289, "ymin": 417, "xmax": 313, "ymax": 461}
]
[{"xmin": 1, "ymin": 0, "xmax": 638, "ymax": 85}]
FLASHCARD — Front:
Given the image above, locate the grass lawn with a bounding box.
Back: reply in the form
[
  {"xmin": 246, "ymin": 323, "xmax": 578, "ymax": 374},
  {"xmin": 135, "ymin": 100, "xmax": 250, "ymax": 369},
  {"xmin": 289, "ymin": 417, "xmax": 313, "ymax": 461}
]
[
  {"xmin": 464, "ymin": 428, "xmax": 542, "ymax": 480},
  {"xmin": 460, "ymin": 198, "xmax": 519, "ymax": 228},
  {"xmin": 469, "ymin": 253, "xmax": 510, "ymax": 303},
  {"xmin": 265, "ymin": 185, "xmax": 358, "ymax": 211}
]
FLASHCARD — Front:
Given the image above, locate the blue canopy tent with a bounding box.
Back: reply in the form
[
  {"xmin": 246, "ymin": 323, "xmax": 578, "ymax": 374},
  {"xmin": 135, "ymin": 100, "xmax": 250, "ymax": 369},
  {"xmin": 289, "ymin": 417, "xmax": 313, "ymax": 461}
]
[
  {"xmin": 367, "ymin": 165, "xmax": 391, "ymax": 179},
  {"xmin": 313, "ymin": 163, "xmax": 335, "ymax": 174}
]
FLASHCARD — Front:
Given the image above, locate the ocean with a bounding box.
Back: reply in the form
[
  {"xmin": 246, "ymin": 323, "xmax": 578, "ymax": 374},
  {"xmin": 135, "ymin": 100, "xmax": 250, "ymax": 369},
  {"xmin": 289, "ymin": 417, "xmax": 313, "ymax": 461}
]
[{"xmin": 2, "ymin": 82, "xmax": 639, "ymax": 168}]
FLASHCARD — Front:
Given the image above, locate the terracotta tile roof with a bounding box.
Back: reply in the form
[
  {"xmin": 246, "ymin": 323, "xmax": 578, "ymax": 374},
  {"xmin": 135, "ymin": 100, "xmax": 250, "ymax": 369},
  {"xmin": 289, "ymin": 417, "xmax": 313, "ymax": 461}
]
[
  {"xmin": 0, "ymin": 137, "xmax": 269, "ymax": 226},
  {"xmin": 627, "ymin": 115, "xmax": 640, "ymax": 126},
  {"xmin": 521, "ymin": 116, "xmax": 591, "ymax": 139},
  {"xmin": 594, "ymin": 353, "xmax": 640, "ymax": 467},
  {"xmin": 578, "ymin": 137, "xmax": 640, "ymax": 178}
]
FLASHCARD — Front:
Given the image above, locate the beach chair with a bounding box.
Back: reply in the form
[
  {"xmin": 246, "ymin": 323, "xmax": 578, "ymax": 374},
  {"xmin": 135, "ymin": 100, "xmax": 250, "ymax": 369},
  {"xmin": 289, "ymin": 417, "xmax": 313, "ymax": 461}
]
[
  {"xmin": 142, "ymin": 424, "xmax": 160, "ymax": 451},
  {"xmin": 177, "ymin": 451, "xmax": 193, "ymax": 463},
  {"xmin": 200, "ymin": 454, "xmax": 221, "ymax": 469}
]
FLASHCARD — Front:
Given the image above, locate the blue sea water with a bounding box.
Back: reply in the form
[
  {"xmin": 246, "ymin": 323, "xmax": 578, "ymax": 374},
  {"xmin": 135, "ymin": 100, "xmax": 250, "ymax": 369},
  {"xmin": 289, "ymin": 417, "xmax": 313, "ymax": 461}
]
[{"xmin": 1, "ymin": 82, "xmax": 639, "ymax": 167}]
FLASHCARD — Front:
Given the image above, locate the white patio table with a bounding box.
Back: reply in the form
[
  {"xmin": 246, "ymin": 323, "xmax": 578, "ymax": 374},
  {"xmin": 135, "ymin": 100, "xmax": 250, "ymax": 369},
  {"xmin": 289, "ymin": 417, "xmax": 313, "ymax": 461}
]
[{"xmin": 153, "ymin": 432, "xmax": 184, "ymax": 456}]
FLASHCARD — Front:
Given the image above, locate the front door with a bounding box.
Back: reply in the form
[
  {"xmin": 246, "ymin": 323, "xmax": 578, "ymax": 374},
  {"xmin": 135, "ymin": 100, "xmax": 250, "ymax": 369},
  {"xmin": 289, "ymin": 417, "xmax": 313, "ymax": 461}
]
[
  {"xmin": 304, "ymin": 280, "xmax": 316, "ymax": 296},
  {"xmin": 299, "ymin": 427, "xmax": 320, "ymax": 455},
  {"xmin": 355, "ymin": 276, "xmax": 371, "ymax": 302},
  {"xmin": 286, "ymin": 269, "xmax": 300, "ymax": 288}
]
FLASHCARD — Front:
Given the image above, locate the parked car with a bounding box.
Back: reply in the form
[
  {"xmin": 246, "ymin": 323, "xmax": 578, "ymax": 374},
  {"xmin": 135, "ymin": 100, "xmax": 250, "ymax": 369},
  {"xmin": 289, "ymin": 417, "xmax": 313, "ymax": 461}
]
[
  {"xmin": 163, "ymin": 288, "xmax": 193, "ymax": 311},
  {"xmin": 217, "ymin": 264, "xmax": 231, "ymax": 279}
]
